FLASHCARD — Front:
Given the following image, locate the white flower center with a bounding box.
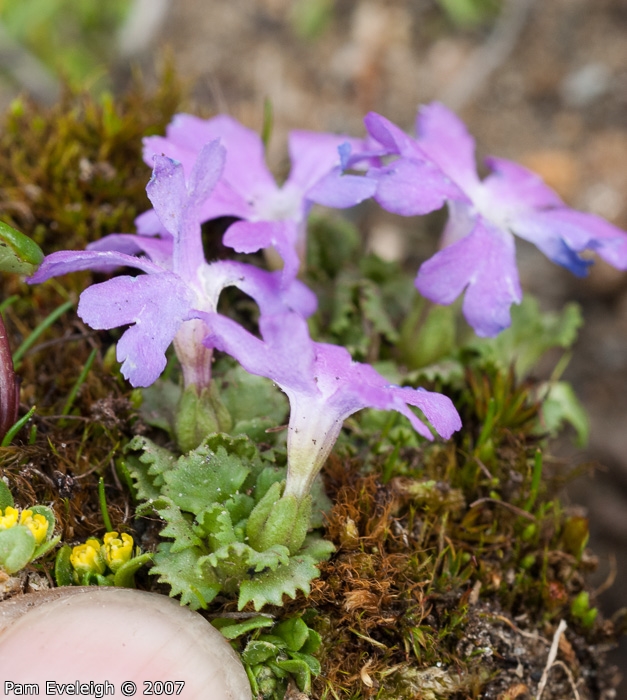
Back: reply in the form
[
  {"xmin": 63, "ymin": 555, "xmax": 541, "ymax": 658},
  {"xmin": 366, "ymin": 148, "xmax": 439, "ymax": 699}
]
[{"xmin": 254, "ymin": 184, "xmax": 302, "ymax": 222}]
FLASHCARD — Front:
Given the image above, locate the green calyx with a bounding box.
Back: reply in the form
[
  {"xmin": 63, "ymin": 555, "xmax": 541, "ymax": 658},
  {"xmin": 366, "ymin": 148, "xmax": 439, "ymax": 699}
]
[
  {"xmin": 123, "ymin": 433, "xmax": 334, "ymax": 611},
  {"xmin": 247, "ymin": 481, "xmax": 312, "ymax": 555},
  {"xmin": 174, "ymin": 382, "xmax": 232, "ymax": 454}
]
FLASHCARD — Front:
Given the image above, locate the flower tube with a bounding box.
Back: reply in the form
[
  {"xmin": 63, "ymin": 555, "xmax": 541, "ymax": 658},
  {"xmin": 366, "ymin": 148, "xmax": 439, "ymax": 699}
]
[{"xmin": 203, "ymin": 310, "xmax": 461, "ymax": 500}]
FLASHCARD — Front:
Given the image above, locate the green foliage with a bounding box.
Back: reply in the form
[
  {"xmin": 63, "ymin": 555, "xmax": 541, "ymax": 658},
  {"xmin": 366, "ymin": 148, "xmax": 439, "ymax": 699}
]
[
  {"xmin": 307, "ymin": 217, "xmax": 586, "ymax": 453},
  {"xmin": 570, "ymin": 591, "xmax": 598, "ymax": 628},
  {"xmin": 436, "ymin": 0, "xmax": 501, "ymax": 28},
  {"xmin": 399, "ymin": 298, "xmax": 457, "ymax": 370},
  {"xmin": 290, "ymin": 0, "xmax": 334, "ymax": 39},
  {"xmin": 308, "ymin": 215, "xmax": 414, "ymax": 361},
  {"xmin": 123, "ymin": 433, "xmax": 334, "ymax": 611},
  {"xmin": 0, "ymin": 221, "xmax": 43, "ymax": 275},
  {"xmin": 0, "ymin": 0, "xmax": 130, "ymax": 90},
  {"xmin": 306, "ymin": 213, "xmax": 362, "ymax": 281},
  {"xmin": 174, "ymin": 383, "xmax": 232, "ymax": 453},
  {"xmin": 0, "ymin": 486, "xmax": 59, "ymax": 574},
  {"xmin": 537, "ymin": 380, "xmax": 589, "ymax": 447},
  {"xmin": 467, "ymin": 296, "xmax": 583, "ymax": 379},
  {"xmin": 139, "ymin": 364, "xmax": 289, "ymax": 446},
  {"xmin": 218, "ymin": 363, "xmax": 289, "ymax": 442},
  {"xmin": 216, "ymin": 613, "xmax": 322, "ymax": 698}
]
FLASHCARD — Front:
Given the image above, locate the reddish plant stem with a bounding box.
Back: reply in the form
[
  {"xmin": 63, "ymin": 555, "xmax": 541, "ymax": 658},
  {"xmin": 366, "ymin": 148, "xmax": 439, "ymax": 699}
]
[{"xmin": 0, "ymin": 313, "xmax": 19, "ymax": 441}]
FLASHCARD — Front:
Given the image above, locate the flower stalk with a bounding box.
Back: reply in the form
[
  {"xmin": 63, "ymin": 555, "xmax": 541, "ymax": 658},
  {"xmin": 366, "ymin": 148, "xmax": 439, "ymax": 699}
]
[{"xmin": 0, "ymin": 312, "xmax": 19, "ymax": 443}]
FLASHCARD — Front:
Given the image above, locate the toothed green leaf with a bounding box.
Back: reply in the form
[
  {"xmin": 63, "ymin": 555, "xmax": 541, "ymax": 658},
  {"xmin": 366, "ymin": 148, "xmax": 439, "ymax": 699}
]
[
  {"xmin": 301, "ymin": 533, "xmax": 336, "ymax": 561},
  {"xmin": 254, "ymin": 467, "xmax": 287, "ymax": 502},
  {"xmin": 152, "ymin": 542, "xmax": 220, "ymax": 610},
  {"xmin": 200, "ymin": 541, "xmax": 290, "ymax": 580},
  {"xmin": 156, "ymin": 500, "xmax": 203, "ymax": 553},
  {"xmin": 218, "ymin": 364, "xmax": 288, "ymax": 442},
  {"xmin": 163, "ymin": 434, "xmax": 256, "ymax": 514},
  {"xmin": 238, "ymin": 553, "xmax": 323, "ymax": 611},
  {"xmin": 118, "ymin": 454, "xmax": 163, "ymax": 512},
  {"xmin": 197, "ymin": 504, "xmax": 238, "ymax": 549},
  {"xmin": 224, "ymin": 493, "xmax": 256, "ymax": 524},
  {"xmin": 124, "ymin": 435, "xmax": 177, "ymax": 501},
  {"xmin": 129, "ymin": 430, "xmax": 334, "ymax": 614}
]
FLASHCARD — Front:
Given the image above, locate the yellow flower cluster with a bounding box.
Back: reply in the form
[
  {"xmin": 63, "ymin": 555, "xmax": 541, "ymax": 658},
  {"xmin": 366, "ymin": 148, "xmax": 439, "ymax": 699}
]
[
  {"xmin": 0, "ymin": 506, "xmax": 49, "ymax": 544},
  {"xmin": 102, "ymin": 532, "xmax": 134, "ymax": 572},
  {"xmin": 70, "ymin": 532, "xmax": 134, "ymax": 577},
  {"xmin": 70, "ymin": 538, "xmax": 106, "ymax": 576}
]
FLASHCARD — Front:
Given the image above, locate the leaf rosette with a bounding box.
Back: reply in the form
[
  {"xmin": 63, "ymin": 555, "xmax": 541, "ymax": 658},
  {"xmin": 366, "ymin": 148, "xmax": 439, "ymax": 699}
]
[{"xmin": 122, "ymin": 433, "xmax": 334, "ymax": 610}]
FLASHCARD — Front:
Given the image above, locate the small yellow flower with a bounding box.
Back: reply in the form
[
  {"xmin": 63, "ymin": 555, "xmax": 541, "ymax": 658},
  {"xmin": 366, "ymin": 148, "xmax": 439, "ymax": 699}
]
[
  {"xmin": 19, "ymin": 510, "xmax": 49, "ymax": 545},
  {"xmin": 102, "ymin": 532, "xmax": 134, "ymax": 572},
  {"xmin": 0, "ymin": 506, "xmax": 19, "ymax": 530},
  {"xmin": 70, "ymin": 539, "xmax": 106, "ymax": 576}
]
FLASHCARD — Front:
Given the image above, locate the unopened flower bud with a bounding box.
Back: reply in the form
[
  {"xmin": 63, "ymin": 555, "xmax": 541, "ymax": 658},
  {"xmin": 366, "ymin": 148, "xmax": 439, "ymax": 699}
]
[
  {"xmin": 102, "ymin": 532, "xmax": 133, "ymax": 572},
  {"xmin": 0, "ymin": 506, "xmax": 18, "ymax": 530},
  {"xmin": 70, "ymin": 539, "xmax": 106, "ymax": 576},
  {"xmin": 19, "ymin": 510, "xmax": 49, "ymax": 544}
]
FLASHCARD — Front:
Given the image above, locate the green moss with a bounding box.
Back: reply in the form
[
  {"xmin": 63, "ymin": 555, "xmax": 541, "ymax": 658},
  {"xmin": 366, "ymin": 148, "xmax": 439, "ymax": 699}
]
[{"xmin": 0, "ymin": 68, "xmax": 182, "ymax": 253}]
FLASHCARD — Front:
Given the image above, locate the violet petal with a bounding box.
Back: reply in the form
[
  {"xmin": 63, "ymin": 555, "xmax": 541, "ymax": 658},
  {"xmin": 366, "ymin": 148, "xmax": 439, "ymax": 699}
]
[
  {"xmin": 511, "ymin": 212, "xmax": 592, "ymax": 277},
  {"xmin": 521, "ymin": 208, "xmax": 627, "ymax": 271},
  {"xmin": 483, "ymin": 157, "xmax": 563, "ymax": 211},
  {"xmin": 78, "ymin": 273, "xmax": 194, "ymax": 387},
  {"xmin": 306, "ymin": 166, "xmax": 377, "ymax": 209},
  {"xmin": 370, "ymin": 159, "xmax": 464, "ymax": 217},
  {"xmin": 27, "ymin": 250, "xmax": 161, "ymax": 283},
  {"xmin": 364, "ymin": 112, "xmax": 417, "ymax": 155},
  {"xmin": 145, "ymin": 156, "xmax": 187, "ymax": 238},
  {"xmin": 287, "ymin": 131, "xmax": 365, "ymax": 193},
  {"xmin": 416, "ymin": 101, "xmax": 481, "ymax": 193},
  {"xmin": 223, "ymin": 220, "xmax": 301, "ymax": 284},
  {"xmin": 87, "ymin": 234, "xmax": 174, "ymax": 268},
  {"xmin": 416, "ymin": 219, "xmax": 522, "ymax": 337}
]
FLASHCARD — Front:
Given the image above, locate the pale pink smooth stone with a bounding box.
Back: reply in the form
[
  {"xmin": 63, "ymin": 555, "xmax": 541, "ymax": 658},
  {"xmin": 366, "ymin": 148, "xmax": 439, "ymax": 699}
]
[{"xmin": 0, "ymin": 587, "xmax": 252, "ymax": 699}]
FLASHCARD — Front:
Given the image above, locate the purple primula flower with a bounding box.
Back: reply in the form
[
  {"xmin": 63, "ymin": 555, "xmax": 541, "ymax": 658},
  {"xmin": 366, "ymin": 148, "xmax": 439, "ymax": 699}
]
[
  {"xmin": 28, "ymin": 141, "xmax": 316, "ymax": 388},
  {"xmin": 202, "ymin": 310, "xmax": 461, "ymax": 500},
  {"xmin": 365, "ymin": 102, "xmax": 627, "ymax": 337},
  {"xmin": 142, "ymin": 114, "xmax": 377, "ymax": 284}
]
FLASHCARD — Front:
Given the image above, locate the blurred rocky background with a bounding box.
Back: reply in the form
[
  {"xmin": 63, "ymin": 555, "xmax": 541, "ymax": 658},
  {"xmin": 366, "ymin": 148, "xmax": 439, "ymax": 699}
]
[{"xmin": 2, "ymin": 0, "xmax": 627, "ymax": 693}]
